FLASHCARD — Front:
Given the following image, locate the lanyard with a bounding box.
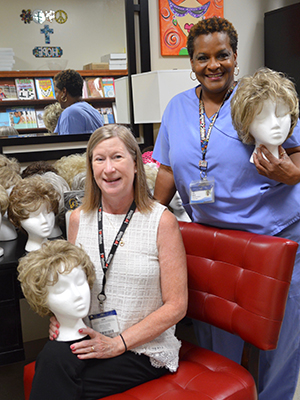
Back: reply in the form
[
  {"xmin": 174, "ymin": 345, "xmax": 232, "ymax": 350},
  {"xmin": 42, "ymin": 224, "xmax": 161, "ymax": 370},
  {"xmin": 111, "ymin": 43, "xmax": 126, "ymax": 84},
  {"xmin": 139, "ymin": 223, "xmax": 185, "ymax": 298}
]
[
  {"xmin": 97, "ymin": 199, "xmax": 136, "ymax": 306},
  {"xmin": 198, "ymin": 82, "xmax": 236, "ymax": 177}
]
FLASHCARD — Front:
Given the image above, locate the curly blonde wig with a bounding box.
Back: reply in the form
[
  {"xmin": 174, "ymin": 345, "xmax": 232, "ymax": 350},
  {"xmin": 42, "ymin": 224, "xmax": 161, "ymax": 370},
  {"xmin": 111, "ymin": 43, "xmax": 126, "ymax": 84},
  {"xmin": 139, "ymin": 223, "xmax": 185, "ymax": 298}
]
[
  {"xmin": 82, "ymin": 124, "xmax": 153, "ymax": 213},
  {"xmin": 0, "ymin": 185, "xmax": 9, "ymax": 216},
  {"xmin": 231, "ymin": 68, "xmax": 299, "ymax": 145},
  {"xmin": 54, "ymin": 153, "xmax": 86, "ymax": 188},
  {"xmin": 18, "ymin": 239, "xmax": 95, "ymax": 317},
  {"xmin": 43, "ymin": 102, "xmax": 63, "ymax": 133},
  {"xmin": 0, "ymin": 154, "xmax": 21, "ymax": 174},
  {"xmin": 0, "ymin": 166, "xmax": 22, "ymax": 190},
  {"xmin": 8, "ymin": 176, "xmax": 60, "ymax": 229}
]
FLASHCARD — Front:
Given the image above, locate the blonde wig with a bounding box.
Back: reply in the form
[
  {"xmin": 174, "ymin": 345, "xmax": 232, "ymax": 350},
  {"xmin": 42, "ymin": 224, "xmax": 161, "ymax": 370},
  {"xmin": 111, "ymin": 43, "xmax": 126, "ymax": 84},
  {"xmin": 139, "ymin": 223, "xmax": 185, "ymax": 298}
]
[
  {"xmin": 0, "ymin": 126, "xmax": 19, "ymax": 137},
  {"xmin": 0, "ymin": 184, "xmax": 9, "ymax": 216},
  {"xmin": 0, "ymin": 166, "xmax": 22, "ymax": 190},
  {"xmin": 54, "ymin": 153, "xmax": 86, "ymax": 188},
  {"xmin": 231, "ymin": 68, "xmax": 299, "ymax": 145},
  {"xmin": 43, "ymin": 102, "xmax": 63, "ymax": 133},
  {"xmin": 18, "ymin": 239, "xmax": 95, "ymax": 317},
  {"xmin": 8, "ymin": 176, "xmax": 59, "ymax": 229},
  {"xmin": 82, "ymin": 124, "xmax": 153, "ymax": 213},
  {"xmin": 0, "ymin": 154, "xmax": 21, "ymax": 174}
]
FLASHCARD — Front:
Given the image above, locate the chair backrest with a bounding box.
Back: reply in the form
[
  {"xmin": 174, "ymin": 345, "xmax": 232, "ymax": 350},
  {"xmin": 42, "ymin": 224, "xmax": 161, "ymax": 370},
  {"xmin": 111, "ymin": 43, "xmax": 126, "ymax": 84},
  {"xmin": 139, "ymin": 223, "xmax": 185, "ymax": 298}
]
[{"xmin": 179, "ymin": 222, "xmax": 298, "ymax": 351}]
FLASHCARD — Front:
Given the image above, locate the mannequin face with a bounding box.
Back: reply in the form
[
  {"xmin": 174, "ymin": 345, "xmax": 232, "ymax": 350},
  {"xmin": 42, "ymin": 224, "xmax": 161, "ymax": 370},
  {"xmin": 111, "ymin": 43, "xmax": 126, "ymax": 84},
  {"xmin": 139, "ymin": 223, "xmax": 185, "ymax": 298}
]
[
  {"xmin": 249, "ymin": 98, "xmax": 291, "ymax": 147},
  {"xmin": 20, "ymin": 203, "xmax": 55, "ymax": 239},
  {"xmin": 47, "ymin": 266, "xmax": 90, "ymax": 319}
]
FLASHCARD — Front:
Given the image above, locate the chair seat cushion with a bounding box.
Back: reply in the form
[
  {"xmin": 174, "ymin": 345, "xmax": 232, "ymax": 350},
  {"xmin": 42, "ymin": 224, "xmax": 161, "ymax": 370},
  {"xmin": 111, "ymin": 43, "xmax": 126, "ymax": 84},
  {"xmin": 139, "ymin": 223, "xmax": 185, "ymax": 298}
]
[{"xmin": 24, "ymin": 341, "xmax": 257, "ymax": 400}]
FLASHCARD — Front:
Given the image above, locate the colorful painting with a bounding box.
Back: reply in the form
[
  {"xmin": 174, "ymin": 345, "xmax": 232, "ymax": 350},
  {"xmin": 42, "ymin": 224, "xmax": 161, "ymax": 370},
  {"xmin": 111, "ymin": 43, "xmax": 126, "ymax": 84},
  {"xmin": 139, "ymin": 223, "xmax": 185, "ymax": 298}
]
[{"xmin": 159, "ymin": 0, "xmax": 223, "ymax": 56}]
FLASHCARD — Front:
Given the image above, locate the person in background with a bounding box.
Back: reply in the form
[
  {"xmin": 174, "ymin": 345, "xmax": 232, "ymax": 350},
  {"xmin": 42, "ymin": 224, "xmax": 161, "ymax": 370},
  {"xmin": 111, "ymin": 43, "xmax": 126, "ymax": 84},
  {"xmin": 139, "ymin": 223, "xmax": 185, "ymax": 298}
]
[
  {"xmin": 53, "ymin": 69, "xmax": 103, "ymax": 135},
  {"xmin": 153, "ymin": 16, "xmax": 300, "ymax": 400},
  {"xmin": 43, "ymin": 124, "xmax": 187, "ymax": 400}
]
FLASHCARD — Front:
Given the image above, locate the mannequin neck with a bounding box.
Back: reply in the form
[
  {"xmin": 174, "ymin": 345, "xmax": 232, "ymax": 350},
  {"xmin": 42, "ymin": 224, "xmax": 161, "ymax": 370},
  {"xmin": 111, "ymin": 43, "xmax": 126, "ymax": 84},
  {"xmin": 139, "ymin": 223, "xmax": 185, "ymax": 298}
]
[
  {"xmin": 54, "ymin": 315, "xmax": 88, "ymax": 342},
  {"xmin": 25, "ymin": 236, "xmax": 48, "ymax": 252},
  {"xmin": 250, "ymin": 142, "xmax": 279, "ymax": 163}
]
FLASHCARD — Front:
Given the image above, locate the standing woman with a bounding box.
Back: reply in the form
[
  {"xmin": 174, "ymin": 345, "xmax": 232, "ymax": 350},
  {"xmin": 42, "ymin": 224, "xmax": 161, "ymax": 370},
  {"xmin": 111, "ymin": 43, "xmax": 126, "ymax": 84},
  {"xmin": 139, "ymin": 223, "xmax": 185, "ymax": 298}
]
[
  {"xmin": 54, "ymin": 69, "xmax": 103, "ymax": 135},
  {"xmin": 153, "ymin": 17, "xmax": 300, "ymax": 400}
]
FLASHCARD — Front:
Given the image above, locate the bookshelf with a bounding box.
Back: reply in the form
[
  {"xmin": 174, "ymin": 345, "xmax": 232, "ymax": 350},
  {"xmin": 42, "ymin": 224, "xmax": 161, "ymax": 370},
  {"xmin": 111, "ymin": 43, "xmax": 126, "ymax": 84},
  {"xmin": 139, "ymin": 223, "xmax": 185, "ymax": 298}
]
[{"xmin": 0, "ymin": 69, "xmax": 128, "ymax": 134}]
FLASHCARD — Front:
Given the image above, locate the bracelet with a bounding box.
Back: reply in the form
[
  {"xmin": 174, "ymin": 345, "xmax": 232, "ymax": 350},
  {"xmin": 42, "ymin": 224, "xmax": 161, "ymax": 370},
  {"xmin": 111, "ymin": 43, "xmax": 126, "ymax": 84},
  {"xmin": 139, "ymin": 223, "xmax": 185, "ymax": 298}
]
[{"xmin": 119, "ymin": 333, "xmax": 127, "ymax": 352}]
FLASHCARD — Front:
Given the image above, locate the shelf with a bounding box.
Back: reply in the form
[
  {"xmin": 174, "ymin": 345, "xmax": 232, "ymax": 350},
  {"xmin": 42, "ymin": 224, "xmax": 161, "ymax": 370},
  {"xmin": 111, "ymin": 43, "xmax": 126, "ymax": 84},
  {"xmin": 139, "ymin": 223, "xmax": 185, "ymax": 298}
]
[
  {"xmin": 0, "ymin": 70, "xmax": 128, "ymax": 78},
  {"xmin": 0, "ymin": 97, "xmax": 115, "ymax": 108}
]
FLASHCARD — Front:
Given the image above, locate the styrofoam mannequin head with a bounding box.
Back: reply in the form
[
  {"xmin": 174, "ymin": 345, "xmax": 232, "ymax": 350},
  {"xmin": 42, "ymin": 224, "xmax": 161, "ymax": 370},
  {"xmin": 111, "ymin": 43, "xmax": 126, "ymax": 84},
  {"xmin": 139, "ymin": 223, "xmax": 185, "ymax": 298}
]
[
  {"xmin": 20, "ymin": 203, "xmax": 55, "ymax": 252},
  {"xmin": 47, "ymin": 266, "xmax": 91, "ymax": 341},
  {"xmin": 249, "ymin": 99, "xmax": 291, "ymax": 162}
]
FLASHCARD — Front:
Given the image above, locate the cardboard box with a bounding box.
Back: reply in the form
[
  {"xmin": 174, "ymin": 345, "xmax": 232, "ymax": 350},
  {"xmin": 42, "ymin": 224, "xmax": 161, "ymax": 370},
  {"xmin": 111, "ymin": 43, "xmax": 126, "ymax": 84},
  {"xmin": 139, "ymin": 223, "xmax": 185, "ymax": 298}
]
[{"xmin": 83, "ymin": 63, "xmax": 109, "ymax": 70}]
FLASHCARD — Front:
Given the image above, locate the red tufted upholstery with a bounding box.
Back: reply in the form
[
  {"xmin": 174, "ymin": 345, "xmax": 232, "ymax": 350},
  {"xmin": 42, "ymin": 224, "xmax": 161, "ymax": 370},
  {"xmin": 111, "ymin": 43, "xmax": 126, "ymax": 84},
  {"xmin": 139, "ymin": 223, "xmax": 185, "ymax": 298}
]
[{"xmin": 23, "ymin": 222, "xmax": 298, "ymax": 400}]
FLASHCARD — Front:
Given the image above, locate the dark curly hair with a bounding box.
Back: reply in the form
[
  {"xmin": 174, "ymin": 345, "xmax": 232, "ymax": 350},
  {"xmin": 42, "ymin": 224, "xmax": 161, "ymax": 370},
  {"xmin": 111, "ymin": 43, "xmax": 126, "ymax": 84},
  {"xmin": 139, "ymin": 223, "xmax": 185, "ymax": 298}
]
[
  {"xmin": 54, "ymin": 69, "xmax": 83, "ymax": 97},
  {"xmin": 187, "ymin": 17, "xmax": 238, "ymax": 59}
]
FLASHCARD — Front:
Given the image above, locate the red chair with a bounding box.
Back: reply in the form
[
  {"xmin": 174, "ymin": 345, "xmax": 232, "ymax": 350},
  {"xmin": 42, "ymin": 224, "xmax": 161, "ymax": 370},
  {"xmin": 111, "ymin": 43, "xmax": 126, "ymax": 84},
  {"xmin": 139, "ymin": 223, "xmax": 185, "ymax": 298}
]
[{"xmin": 24, "ymin": 222, "xmax": 298, "ymax": 400}]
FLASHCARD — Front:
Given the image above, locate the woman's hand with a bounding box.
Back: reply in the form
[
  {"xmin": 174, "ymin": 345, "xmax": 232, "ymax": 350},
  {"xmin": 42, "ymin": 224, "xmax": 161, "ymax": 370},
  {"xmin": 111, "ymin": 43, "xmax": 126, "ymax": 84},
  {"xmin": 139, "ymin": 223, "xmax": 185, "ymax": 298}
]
[
  {"xmin": 70, "ymin": 327, "xmax": 125, "ymax": 360},
  {"xmin": 49, "ymin": 315, "xmax": 60, "ymax": 341},
  {"xmin": 253, "ymin": 145, "xmax": 300, "ymax": 185}
]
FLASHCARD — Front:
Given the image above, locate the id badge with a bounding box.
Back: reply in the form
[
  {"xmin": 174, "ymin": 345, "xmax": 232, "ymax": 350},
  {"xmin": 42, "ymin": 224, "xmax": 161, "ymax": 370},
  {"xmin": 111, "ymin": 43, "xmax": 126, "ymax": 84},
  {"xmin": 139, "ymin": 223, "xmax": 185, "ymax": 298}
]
[
  {"xmin": 189, "ymin": 177, "xmax": 215, "ymax": 204},
  {"xmin": 89, "ymin": 310, "xmax": 120, "ymax": 338}
]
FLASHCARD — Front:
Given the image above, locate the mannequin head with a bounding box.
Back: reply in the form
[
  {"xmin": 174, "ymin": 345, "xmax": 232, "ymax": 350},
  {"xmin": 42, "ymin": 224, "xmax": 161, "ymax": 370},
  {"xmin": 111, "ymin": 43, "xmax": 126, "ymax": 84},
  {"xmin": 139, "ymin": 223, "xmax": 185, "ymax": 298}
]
[
  {"xmin": 18, "ymin": 240, "xmax": 95, "ymax": 341},
  {"xmin": 42, "ymin": 102, "xmax": 63, "ymax": 133},
  {"xmin": 21, "ymin": 161, "xmax": 58, "ymax": 179},
  {"xmin": 8, "ymin": 176, "xmax": 59, "ymax": 251},
  {"xmin": 0, "ymin": 166, "xmax": 22, "ymax": 190},
  {"xmin": 231, "ymin": 68, "xmax": 299, "ymax": 160},
  {"xmin": 0, "ymin": 154, "xmax": 21, "ymax": 174},
  {"xmin": 0, "ymin": 184, "xmax": 9, "ymax": 218}
]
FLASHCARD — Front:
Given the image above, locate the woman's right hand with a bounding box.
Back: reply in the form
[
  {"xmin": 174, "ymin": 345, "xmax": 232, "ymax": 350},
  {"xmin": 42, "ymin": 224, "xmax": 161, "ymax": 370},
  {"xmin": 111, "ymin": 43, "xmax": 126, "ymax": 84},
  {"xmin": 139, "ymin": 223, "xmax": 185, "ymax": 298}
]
[{"xmin": 49, "ymin": 315, "xmax": 60, "ymax": 341}]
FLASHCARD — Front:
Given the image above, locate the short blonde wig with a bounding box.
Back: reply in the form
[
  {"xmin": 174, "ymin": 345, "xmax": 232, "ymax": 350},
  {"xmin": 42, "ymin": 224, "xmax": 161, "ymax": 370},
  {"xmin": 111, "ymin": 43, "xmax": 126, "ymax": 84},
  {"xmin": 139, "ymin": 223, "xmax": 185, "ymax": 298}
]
[
  {"xmin": 8, "ymin": 176, "xmax": 59, "ymax": 229},
  {"xmin": 231, "ymin": 68, "xmax": 299, "ymax": 144},
  {"xmin": 82, "ymin": 124, "xmax": 153, "ymax": 213},
  {"xmin": 0, "ymin": 185, "xmax": 9, "ymax": 216},
  {"xmin": 43, "ymin": 102, "xmax": 63, "ymax": 133},
  {"xmin": 0, "ymin": 166, "xmax": 22, "ymax": 190},
  {"xmin": 0, "ymin": 154, "xmax": 21, "ymax": 174},
  {"xmin": 54, "ymin": 153, "xmax": 86, "ymax": 188},
  {"xmin": 18, "ymin": 239, "xmax": 95, "ymax": 317}
]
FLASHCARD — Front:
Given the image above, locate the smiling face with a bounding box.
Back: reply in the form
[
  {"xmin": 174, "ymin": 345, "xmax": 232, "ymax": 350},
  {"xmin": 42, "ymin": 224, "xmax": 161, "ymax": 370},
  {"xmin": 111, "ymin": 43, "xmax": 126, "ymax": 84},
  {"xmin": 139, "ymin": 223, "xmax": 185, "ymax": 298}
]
[
  {"xmin": 190, "ymin": 31, "xmax": 237, "ymax": 98},
  {"xmin": 20, "ymin": 203, "xmax": 55, "ymax": 239},
  {"xmin": 92, "ymin": 137, "xmax": 136, "ymax": 211},
  {"xmin": 47, "ymin": 266, "xmax": 90, "ymax": 320},
  {"xmin": 249, "ymin": 98, "xmax": 291, "ymax": 147}
]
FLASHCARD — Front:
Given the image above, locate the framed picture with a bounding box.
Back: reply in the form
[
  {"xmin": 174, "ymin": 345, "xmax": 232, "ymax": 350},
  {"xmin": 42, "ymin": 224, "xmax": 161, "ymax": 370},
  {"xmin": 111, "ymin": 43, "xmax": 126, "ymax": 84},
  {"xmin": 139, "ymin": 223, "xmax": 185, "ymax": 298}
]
[{"xmin": 159, "ymin": 0, "xmax": 224, "ymax": 56}]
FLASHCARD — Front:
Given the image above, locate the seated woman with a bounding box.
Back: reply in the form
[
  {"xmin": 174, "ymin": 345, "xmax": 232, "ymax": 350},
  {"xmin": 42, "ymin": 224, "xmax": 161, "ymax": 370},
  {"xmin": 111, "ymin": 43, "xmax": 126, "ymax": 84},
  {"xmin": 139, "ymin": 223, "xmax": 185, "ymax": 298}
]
[
  {"xmin": 231, "ymin": 67, "xmax": 299, "ymax": 162},
  {"xmin": 38, "ymin": 124, "xmax": 188, "ymax": 400},
  {"xmin": 8, "ymin": 176, "xmax": 59, "ymax": 252},
  {"xmin": 53, "ymin": 69, "xmax": 104, "ymax": 135}
]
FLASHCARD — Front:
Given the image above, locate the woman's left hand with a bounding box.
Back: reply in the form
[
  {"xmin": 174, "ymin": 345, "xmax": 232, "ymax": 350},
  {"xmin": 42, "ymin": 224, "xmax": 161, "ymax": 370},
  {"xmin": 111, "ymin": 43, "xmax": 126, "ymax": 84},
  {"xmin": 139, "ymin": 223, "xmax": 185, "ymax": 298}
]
[
  {"xmin": 253, "ymin": 145, "xmax": 300, "ymax": 185},
  {"xmin": 70, "ymin": 327, "xmax": 125, "ymax": 360}
]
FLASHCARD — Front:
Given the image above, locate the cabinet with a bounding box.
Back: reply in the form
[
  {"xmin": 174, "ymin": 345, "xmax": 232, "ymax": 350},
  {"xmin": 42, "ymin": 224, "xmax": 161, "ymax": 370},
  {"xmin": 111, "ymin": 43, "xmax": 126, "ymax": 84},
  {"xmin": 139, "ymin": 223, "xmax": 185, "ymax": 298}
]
[{"xmin": 0, "ymin": 69, "xmax": 128, "ymax": 135}]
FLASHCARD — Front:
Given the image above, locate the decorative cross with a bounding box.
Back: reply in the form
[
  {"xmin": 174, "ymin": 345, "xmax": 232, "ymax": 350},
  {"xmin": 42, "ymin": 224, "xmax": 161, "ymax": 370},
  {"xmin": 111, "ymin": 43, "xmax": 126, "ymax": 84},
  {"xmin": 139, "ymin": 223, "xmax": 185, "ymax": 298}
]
[{"xmin": 40, "ymin": 24, "xmax": 54, "ymax": 44}]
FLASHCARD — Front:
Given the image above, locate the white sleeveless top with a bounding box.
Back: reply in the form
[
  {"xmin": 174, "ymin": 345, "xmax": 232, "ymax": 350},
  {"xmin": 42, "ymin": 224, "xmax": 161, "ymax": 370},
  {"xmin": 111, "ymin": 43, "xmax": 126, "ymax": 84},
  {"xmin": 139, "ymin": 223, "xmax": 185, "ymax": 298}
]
[{"xmin": 76, "ymin": 201, "xmax": 181, "ymax": 372}]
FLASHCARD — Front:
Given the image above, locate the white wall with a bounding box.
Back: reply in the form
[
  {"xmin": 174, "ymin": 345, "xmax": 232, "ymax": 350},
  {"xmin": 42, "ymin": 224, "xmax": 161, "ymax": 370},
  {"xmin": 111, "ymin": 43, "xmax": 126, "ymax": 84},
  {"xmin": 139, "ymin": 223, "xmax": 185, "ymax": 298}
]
[
  {"xmin": 1, "ymin": 0, "xmax": 126, "ymax": 70},
  {"xmin": 148, "ymin": 0, "xmax": 300, "ymax": 78}
]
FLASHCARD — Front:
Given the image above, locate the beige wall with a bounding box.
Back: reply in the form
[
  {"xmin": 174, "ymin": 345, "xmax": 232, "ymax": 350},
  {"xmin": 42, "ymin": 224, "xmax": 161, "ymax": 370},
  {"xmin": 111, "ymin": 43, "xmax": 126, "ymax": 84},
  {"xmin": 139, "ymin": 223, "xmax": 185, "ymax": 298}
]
[{"xmin": 1, "ymin": 0, "xmax": 126, "ymax": 71}]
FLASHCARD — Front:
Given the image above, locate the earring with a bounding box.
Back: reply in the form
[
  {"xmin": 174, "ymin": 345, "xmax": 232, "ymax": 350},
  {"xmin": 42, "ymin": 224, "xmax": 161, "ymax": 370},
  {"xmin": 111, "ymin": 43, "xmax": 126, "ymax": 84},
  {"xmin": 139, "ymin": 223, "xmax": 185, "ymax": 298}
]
[
  {"xmin": 61, "ymin": 96, "xmax": 67, "ymax": 103},
  {"xmin": 190, "ymin": 71, "xmax": 197, "ymax": 81},
  {"xmin": 234, "ymin": 65, "xmax": 240, "ymax": 77}
]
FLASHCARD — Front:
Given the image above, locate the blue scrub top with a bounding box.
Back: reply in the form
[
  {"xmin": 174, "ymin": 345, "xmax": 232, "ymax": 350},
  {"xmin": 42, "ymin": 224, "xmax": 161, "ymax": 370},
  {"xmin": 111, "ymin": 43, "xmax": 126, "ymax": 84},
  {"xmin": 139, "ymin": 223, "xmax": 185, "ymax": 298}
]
[{"xmin": 153, "ymin": 85, "xmax": 300, "ymax": 236}]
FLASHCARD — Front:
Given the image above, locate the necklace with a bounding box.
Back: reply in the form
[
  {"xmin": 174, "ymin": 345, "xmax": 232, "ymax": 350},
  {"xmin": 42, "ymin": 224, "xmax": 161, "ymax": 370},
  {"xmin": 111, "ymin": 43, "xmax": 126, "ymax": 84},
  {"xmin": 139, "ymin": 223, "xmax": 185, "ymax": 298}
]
[{"xmin": 104, "ymin": 213, "xmax": 126, "ymax": 246}]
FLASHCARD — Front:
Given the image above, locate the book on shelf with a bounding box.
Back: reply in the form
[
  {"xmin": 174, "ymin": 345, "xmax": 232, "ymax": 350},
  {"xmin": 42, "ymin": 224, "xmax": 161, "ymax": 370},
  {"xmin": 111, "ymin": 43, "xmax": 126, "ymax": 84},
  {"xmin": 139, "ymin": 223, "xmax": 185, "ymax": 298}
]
[
  {"xmin": 15, "ymin": 78, "xmax": 36, "ymax": 100},
  {"xmin": 0, "ymin": 84, "xmax": 18, "ymax": 100},
  {"xmin": 85, "ymin": 77, "xmax": 104, "ymax": 98},
  {"xmin": 35, "ymin": 109, "xmax": 46, "ymax": 129},
  {"xmin": 35, "ymin": 78, "xmax": 56, "ymax": 99},
  {"xmin": 101, "ymin": 53, "xmax": 127, "ymax": 62},
  {"xmin": 6, "ymin": 106, "xmax": 37, "ymax": 129},
  {"xmin": 83, "ymin": 63, "xmax": 109, "ymax": 70},
  {"xmin": 98, "ymin": 107, "xmax": 115, "ymax": 124},
  {"xmin": 0, "ymin": 112, "xmax": 11, "ymax": 127},
  {"xmin": 108, "ymin": 59, "xmax": 127, "ymax": 65},
  {"xmin": 109, "ymin": 64, "xmax": 127, "ymax": 70},
  {"xmin": 102, "ymin": 78, "xmax": 115, "ymax": 98}
]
